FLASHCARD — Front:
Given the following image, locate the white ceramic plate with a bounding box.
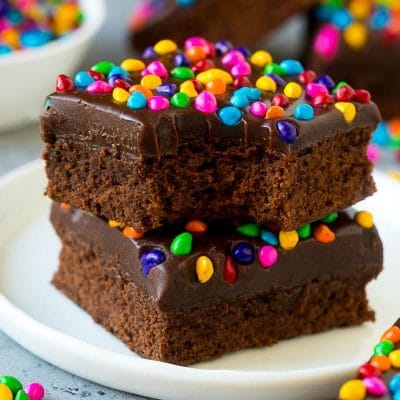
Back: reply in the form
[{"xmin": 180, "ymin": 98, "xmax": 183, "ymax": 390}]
[{"xmin": 0, "ymin": 160, "xmax": 399, "ymax": 400}]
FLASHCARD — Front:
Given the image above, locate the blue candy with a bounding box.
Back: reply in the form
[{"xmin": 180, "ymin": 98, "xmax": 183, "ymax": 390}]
[
  {"xmin": 372, "ymin": 122, "xmax": 390, "ymax": 146},
  {"xmin": 173, "ymin": 52, "xmax": 191, "ymax": 67},
  {"xmin": 315, "ymin": 4, "xmax": 335, "ymax": 22},
  {"xmin": 235, "ymin": 46, "xmax": 251, "ymax": 58},
  {"xmin": 214, "ymin": 39, "xmax": 233, "ymax": 56},
  {"xmin": 127, "ymin": 91, "xmax": 147, "ymax": 109},
  {"xmin": 276, "ymin": 120, "xmax": 297, "ymax": 143},
  {"xmin": 74, "ymin": 71, "xmax": 95, "ymax": 88},
  {"xmin": 0, "ymin": 44, "xmax": 12, "ymax": 55},
  {"xmin": 394, "ymin": 391, "xmax": 400, "ymax": 400},
  {"xmin": 232, "ymin": 242, "xmax": 254, "ymax": 265},
  {"xmin": 294, "ymin": 104, "xmax": 314, "ymax": 121},
  {"xmin": 21, "ymin": 29, "xmax": 53, "ymax": 47},
  {"xmin": 279, "ymin": 59, "xmax": 304, "ymax": 75},
  {"xmin": 44, "ymin": 97, "xmax": 52, "ymax": 110},
  {"xmin": 234, "ymin": 87, "xmax": 261, "ymax": 101},
  {"xmin": 6, "ymin": 9, "xmax": 23, "ymax": 24},
  {"xmin": 177, "ymin": 0, "xmax": 196, "ymax": 5},
  {"xmin": 156, "ymin": 83, "xmax": 177, "ymax": 96},
  {"xmin": 267, "ymin": 73, "xmax": 286, "ymax": 86},
  {"xmin": 331, "ymin": 8, "xmax": 353, "ymax": 29},
  {"xmin": 140, "ymin": 249, "xmax": 165, "ymax": 276},
  {"xmin": 371, "ymin": 7, "xmax": 390, "ymax": 30},
  {"xmin": 318, "ymin": 75, "xmax": 335, "ymax": 91},
  {"xmin": 230, "ymin": 93, "xmax": 249, "ymax": 108},
  {"xmin": 218, "ymin": 106, "xmax": 242, "ymax": 126},
  {"xmin": 390, "ymin": 374, "xmax": 400, "ymax": 393},
  {"xmin": 142, "ymin": 46, "xmax": 157, "ymax": 59},
  {"xmin": 108, "ymin": 66, "xmax": 130, "ymax": 77},
  {"xmin": 260, "ymin": 230, "xmax": 278, "ymax": 246}
]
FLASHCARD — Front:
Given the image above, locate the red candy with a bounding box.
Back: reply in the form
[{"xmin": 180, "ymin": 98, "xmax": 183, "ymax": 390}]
[
  {"xmin": 189, "ymin": 78, "xmax": 203, "ymax": 93},
  {"xmin": 204, "ymin": 41, "xmax": 216, "ymax": 57},
  {"xmin": 192, "ymin": 59, "xmax": 214, "ymax": 73},
  {"xmin": 298, "ymin": 70, "xmax": 317, "ymax": 85},
  {"xmin": 354, "ymin": 89, "xmax": 371, "ymax": 104},
  {"xmin": 232, "ymin": 76, "xmax": 251, "ymax": 88},
  {"xmin": 312, "ymin": 94, "xmax": 335, "ymax": 107},
  {"xmin": 223, "ymin": 256, "xmax": 238, "ymax": 283},
  {"xmin": 336, "ymin": 85, "xmax": 355, "ymax": 102},
  {"xmin": 272, "ymin": 93, "xmax": 289, "ymax": 108},
  {"xmin": 114, "ymin": 79, "xmax": 131, "ymax": 91},
  {"xmin": 358, "ymin": 363, "xmax": 382, "ymax": 379},
  {"xmin": 88, "ymin": 70, "xmax": 105, "ymax": 81},
  {"xmin": 56, "ymin": 74, "xmax": 74, "ymax": 93}
]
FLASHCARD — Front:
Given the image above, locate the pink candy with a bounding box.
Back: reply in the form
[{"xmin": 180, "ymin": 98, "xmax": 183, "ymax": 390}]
[
  {"xmin": 184, "ymin": 36, "xmax": 208, "ymax": 51},
  {"xmin": 363, "ymin": 377, "xmax": 388, "ymax": 397},
  {"xmin": 367, "ymin": 144, "xmax": 380, "ymax": 164},
  {"xmin": 313, "ymin": 24, "xmax": 340, "ymax": 61},
  {"xmin": 147, "ymin": 96, "xmax": 170, "ymax": 111},
  {"xmin": 24, "ymin": 382, "xmax": 45, "ymax": 400},
  {"xmin": 86, "ymin": 80, "xmax": 112, "ymax": 93},
  {"xmin": 231, "ymin": 61, "xmax": 251, "ymax": 77},
  {"xmin": 222, "ymin": 50, "xmax": 245, "ymax": 67},
  {"xmin": 258, "ymin": 245, "xmax": 278, "ymax": 268},
  {"xmin": 249, "ymin": 101, "xmax": 267, "ymax": 117},
  {"xmin": 194, "ymin": 91, "xmax": 217, "ymax": 113},
  {"xmin": 306, "ymin": 83, "xmax": 329, "ymax": 99},
  {"xmin": 141, "ymin": 61, "xmax": 169, "ymax": 78}
]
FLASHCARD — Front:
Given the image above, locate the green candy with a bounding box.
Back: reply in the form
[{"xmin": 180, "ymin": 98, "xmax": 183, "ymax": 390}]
[
  {"xmin": 321, "ymin": 213, "xmax": 338, "ymax": 224},
  {"xmin": 263, "ymin": 63, "xmax": 286, "ymax": 77},
  {"xmin": 171, "ymin": 67, "xmax": 195, "ymax": 80},
  {"xmin": 374, "ymin": 340, "xmax": 394, "ymax": 356},
  {"xmin": 171, "ymin": 92, "xmax": 190, "ymax": 108},
  {"xmin": 332, "ymin": 81, "xmax": 348, "ymax": 94},
  {"xmin": 0, "ymin": 376, "xmax": 22, "ymax": 395},
  {"xmin": 170, "ymin": 232, "xmax": 192, "ymax": 255},
  {"xmin": 236, "ymin": 223, "xmax": 260, "ymax": 238},
  {"xmin": 91, "ymin": 60, "xmax": 115, "ymax": 76},
  {"xmin": 15, "ymin": 390, "xmax": 30, "ymax": 400},
  {"xmin": 297, "ymin": 224, "xmax": 311, "ymax": 239}
]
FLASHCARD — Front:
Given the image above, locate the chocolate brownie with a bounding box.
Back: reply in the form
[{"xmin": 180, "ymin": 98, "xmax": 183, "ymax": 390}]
[
  {"xmin": 51, "ymin": 203, "xmax": 383, "ymax": 365},
  {"xmin": 40, "ymin": 38, "xmax": 381, "ymax": 234},
  {"xmin": 308, "ymin": 1, "xmax": 400, "ymax": 120},
  {"xmin": 338, "ymin": 320, "xmax": 400, "ymax": 399},
  {"xmin": 129, "ymin": 0, "xmax": 318, "ymax": 52}
]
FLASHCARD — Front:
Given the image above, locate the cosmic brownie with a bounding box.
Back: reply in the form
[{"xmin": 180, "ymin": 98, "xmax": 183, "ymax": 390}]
[
  {"xmin": 129, "ymin": 0, "xmax": 318, "ymax": 52},
  {"xmin": 338, "ymin": 320, "xmax": 400, "ymax": 400},
  {"xmin": 41, "ymin": 38, "xmax": 381, "ymax": 234},
  {"xmin": 308, "ymin": 0, "xmax": 400, "ymax": 119},
  {"xmin": 51, "ymin": 203, "xmax": 383, "ymax": 365}
]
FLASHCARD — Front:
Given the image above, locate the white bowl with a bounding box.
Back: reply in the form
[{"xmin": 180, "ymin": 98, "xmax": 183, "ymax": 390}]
[{"xmin": 0, "ymin": 0, "xmax": 106, "ymax": 132}]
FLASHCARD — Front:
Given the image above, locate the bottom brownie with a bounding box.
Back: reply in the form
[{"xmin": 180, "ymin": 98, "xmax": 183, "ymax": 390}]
[{"xmin": 51, "ymin": 205, "xmax": 382, "ymax": 365}]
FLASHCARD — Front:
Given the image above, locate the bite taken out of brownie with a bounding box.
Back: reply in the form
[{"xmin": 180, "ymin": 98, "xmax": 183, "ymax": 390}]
[
  {"xmin": 41, "ymin": 38, "xmax": 381, "ymax": 235},
  {"xmin": 51, "ymin": 203, "xmax": 383, "ymax": 365}
]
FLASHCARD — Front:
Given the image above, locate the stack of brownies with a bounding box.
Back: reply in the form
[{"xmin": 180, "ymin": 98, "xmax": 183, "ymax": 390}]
[{"xmin": 40, "ymin": 37, "xmax": 383, "ymax": 366}]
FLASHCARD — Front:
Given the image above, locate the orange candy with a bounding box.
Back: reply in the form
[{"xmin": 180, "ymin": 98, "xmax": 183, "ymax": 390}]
[
  {"xmin": 370, "ymin": 355, "xmax": 392, "ymax": 372},
  {"xmin": 185, "ymin": 220, "xmax": 208, "ymax": 233},
  {"xmin": 60, "ymin": 203, "xmax": 71, "ymax": 210},
  {"xmin": 206, "ymin": 78, "xmax": 226, "ymax": 95},
  {"xmin": 185, "ymin": 46, "xmax": 207, "ymax": 63},
  {"xmin": 265, "ymin": 105, "xmax": 285, "ymax": 119},
  {"xmin": 313, "ymin": 224, "xmax": 335, "ymax": 243},
  {"xmin": 129, "ymin": 84, "xmax": 153, "ymax": 99},
  {"xmin": 123, "ymin": 226, "xmax": 144, "ymax": 239},
  {"xmin": 381, "ymin": 325, "xmax": 400, "ymax": 343}
]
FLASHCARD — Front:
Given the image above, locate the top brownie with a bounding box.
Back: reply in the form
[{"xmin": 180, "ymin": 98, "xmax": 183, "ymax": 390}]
[
  {"xmin": 41, "ymin": 37, "xmax": 380, "ymax": 234},
  {"xmin": 129, "ymin": 0, "xmax": 318, "ymax": 51}
]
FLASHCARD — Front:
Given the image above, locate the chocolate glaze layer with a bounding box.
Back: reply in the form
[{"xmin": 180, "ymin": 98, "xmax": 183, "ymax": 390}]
[
  {"xmin": 51, "ymin": 203, "xmax": 383, "ymax": 312},
  {"xmin": 41, "ymin": 51, "xmax": 381, "ymax": 160}
]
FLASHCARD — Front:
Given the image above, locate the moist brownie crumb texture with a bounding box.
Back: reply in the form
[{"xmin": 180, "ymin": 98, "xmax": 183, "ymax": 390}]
[{"xmin": 41, "ymin": 37, "xmax": 384, "ymax": 365}]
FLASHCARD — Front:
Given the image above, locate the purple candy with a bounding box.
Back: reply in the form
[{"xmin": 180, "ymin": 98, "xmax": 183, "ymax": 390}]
[
  {"xmin": 235, "ymin": 46, "xmax": 251, "ymax": 58},
  {"xmin": 156, "ymin": 82, "xmax": 177, "ymax": 96},
  {"xmin": 140, "ymin": 249, "xmax": 165, "ymax": 276},
  {"xmin": 276, "ymin": 120, "xmax": 298, "ymax": 144},
  {"xmin": 214, "ymin": 39, "xmax": 233, "ymax": 56},
  {"xmin": 173, "ymin": 52, "xmax": 191, "ymax": 67},
  {"xmin": 267, "ymin": 73, "xmax": 286, "ymax": 86},
  {"xmin": 108, "ymin": 74, "xmax": 133, "ymax": 87},
  {"xmin": 142, "ymin": 46, "xmax": 157, "ymax": 59},
  {"xmin": 317, "ymin": 74, "xmax": 335, "ymax": 91}
]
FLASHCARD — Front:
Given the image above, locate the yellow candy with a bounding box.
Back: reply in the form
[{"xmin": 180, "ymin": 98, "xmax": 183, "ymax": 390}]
[
  {"xmin": 279, "ymin": 230, "xmax": 299, "ymax": 251},
  {"xmin": 112, "ymin": 87, "xmax": 130, "ymax": 103},
  {"xmin": 250, "ymin": 50, "xmax": 273, "ymax": 67},
  {"xmin": 53, "ymin": 3, "xmax": 79, "ymax": 35},
  {"xmin": 355, "ymin": 211, "xmax": 374, "ymax": 229},
  {"xmin": 344, "ymin": 23, "xmax": 368, "ymax": 50},
  {"xmin": 389, "ymin": 349, "xmax": 400, "ymax": 368},
  {"xmin": 349, "ymin": 0, "xmax": 372, "ymax": 20},
  {"xmin": 338, "ymin": 379, "xmax": 366, "ymax": 400},
  {"xmin": 196, "ymin": 68, "xmax": 233, "ymax": 85},
  {"xmin": 255, "ymin": 76, "xmax": 277, "ymax": 92},
  {"xmin": 0, "ymin": 384, "xmax": 13, "ymax": 400},
  {"xmin": 335, "ymin": 102, "xmax": 357, "ymax": 123},
  {"xmin": 140, "ymin": 74, "xmax": 162, "ymax": 90},
  {"xmin": 120, "ymin": 58, "xmax": 145, "ymax": 72},
  {"xmin": 180, "ymin": 80, "xmax": 198, "ymax": 97},
  {"xmin": 284, "ymin": 82, "xmax": 302, "ymax": 99},
  {"xmin": 154, "ymin": 39, "xmax": 178, "ymax": 55},
  {"xmin": 108, "ymin": 220, "xmax": 122, "ymax": 228},
  {"xmin": 196, "ymin": 256, "xmax": 214, "ymax": 284}
]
